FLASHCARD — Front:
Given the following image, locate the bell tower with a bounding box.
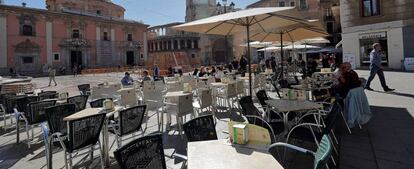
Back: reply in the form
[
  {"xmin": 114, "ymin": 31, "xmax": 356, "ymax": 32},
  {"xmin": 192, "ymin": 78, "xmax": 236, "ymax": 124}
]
[{"xmin": 186, "ymin": 0, "xmax": 217, "ymax": 22}]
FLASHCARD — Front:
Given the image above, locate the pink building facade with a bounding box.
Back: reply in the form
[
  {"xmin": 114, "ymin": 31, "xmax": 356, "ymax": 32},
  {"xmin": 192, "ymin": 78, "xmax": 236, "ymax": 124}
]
[{"xmin": 0, "ymin": 0, "xmax": 148, "ymax": 76}]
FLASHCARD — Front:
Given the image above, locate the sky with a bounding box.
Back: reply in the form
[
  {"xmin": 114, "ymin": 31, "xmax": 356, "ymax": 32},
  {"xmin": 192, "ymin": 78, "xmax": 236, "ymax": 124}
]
[{"xmin": 4, "ymin": 0, "xmax": 259, "ymax": 26}]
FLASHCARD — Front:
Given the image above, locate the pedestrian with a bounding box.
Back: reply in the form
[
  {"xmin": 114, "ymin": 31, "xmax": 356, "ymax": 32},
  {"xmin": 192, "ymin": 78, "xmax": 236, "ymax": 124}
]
[
  {"xmin": 73, "ymin": 64, "xmax": 78, "ymax": 77},
  {"xmin": 48, "ymin": 66, "xmax": 57, "ymax": 86},
  {"xmin": 153, "ymin": 64, "xmax": 160, "ymax": 80},
  {"xmin": 364, "ymin": 43, "xmax": 395, "ymax": 92}
]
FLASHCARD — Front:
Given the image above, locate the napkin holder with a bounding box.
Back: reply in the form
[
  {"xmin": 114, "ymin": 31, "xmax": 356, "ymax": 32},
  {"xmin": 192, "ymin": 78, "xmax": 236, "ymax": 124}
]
[
  {"xmin": 58, "ymin": 92, "xmax": 68, "ymax": 101},
  {"xmin": 232, "ymin": 123, "xmax": 249, "ymax": 145},
  {"xmin": 103, "ymin": 99, "xmax": 114, "ymax": 111}
]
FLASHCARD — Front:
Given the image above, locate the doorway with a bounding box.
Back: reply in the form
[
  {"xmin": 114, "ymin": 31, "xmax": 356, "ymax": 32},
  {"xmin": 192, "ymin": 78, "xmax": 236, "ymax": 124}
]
[
  {"xmin": 126, "ymin": 51, "xmax": 135, "ymax": 66},
  {"xmin": 70, "ymin": 51, "xmax": 82, "ymax": 69}
]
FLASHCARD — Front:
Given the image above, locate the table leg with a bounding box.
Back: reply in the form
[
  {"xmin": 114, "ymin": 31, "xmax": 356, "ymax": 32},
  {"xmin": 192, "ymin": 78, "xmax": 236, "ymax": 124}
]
[
  {"xmin": 16, "ymin": 117, "xmax": 19, "ymax": 143},
  {"xmin": 48, "ymin": 137, "xmax": 53, "ymax": 169},
  {"xmin": 102, "ymin": 118, "xmax": 110, "ymax": 166}
]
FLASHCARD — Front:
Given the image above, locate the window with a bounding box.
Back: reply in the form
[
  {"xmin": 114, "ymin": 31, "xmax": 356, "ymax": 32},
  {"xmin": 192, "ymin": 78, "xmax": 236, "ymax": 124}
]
[
  {"xmin": 53, "ymin": 53, "xmax": 60, "ymax": 61},
  {"xmin": 22, "ymin": 56, "xmax": 33, "ymax": 64},
  {"xmin": 97, "ymin": 10, "xmax": 101, "ymax": 15},
  {"xmin": 290, "ymin": 1, "xmax": 295, "ymax": 7},
  {"xmin": 22, "ymin": 25, "xmax": 33, "ymax": 36},
  {"xmin": 72, "ymin": 29, "xmax": 80, "ymax": 39},
  {"xmin": 361, "ymin": 0, "xmax": 381, "ymax": 17},
  {"xmin": 194, "ymin": 40, "xmax": 199, "ymax": 49},
  {"xmin": 187, "ymin": 40, "xmax": 192, "ymax": 49},
  {"xmin": 103, "ymin": 32, "xmax": 109, "ymax": 41},
  {"xmin": 168, "ymin": 41, "xmax": 172, "ymax": 50},
  {"xmin": 180, "ymin": 40, "xmax": 185, "ymax": 50},
  {"xmin": 127, "ymin": 34, "xmax": 132, "ymax": 41},
  {"xmin": 174, "ymin": 40, "xmax": 178, "ymax": 50},
  {"xmin": 279, "ymin": 1, "xmax": 285, "ymax": 7},
  {"xmin": 299, "ymin": 0, "xmax": 307, "ymax": 9},
  {"xmin": 191, "ymin": 54, "xmax": 195, "ymax": 58},
  {"xmin": 141, "ymin": 54, "xmax": 144, "ymax": 58}
]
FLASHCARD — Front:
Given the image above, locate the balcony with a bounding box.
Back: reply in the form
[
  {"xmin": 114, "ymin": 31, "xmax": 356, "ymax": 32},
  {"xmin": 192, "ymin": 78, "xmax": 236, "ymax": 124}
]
[{"xmin": 59, "ymin": 38, "xmax": 91, "ymax": 50}]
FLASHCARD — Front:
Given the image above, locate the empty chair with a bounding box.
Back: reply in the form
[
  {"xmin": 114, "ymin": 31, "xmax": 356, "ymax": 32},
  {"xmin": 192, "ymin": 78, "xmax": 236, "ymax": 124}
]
[
  {"xmin": 235, "ymin": 80, "xmax": 245, "ymax": 98},
  {"xmin": 217, "ymin": 82, "xmax": 238, "ymax": 109},
  {"xmin": 109, "ymin": 105, "xmax": 147, "ymax": 148},
  {"xmin": 268, "ymin": 134, "xmax": 333, "ymax": 169},
  {"xmin": 143, "ymin": 81, "xmax": 164, "ymax": 131},
  {"xmin": 166, "ymin": 81, "xmax": 184, "ymax": 92},
  {"xmin": 164, "ymin": 94, "xmax": 194, "ymax": 136},
  {"xmin": 54, "ymin": 113, "xmax": 106, "ymax": 169},
  {"xmin": 256, "ymin": 90, "xmax": 283, "ymax": 121},
  {"xmin": 114, "ymin": 134, "xmax": 186, "ymax": 169},
  {"xmin": 14, "ymin": 96, "xmax": 41, "ymax": 145},
  {"xmin": 118, "ymin": 88, "xmax": 138, "ymax": 107},
  {"xmin": 1, "ymin": 94, "xmax": 25, "ymax": 128},
  {"xmin": 38, "ymin": 91, "xmax": 58, "ymax": 100},
  {"xmin": 77, "ymin": 84, "xmax": 91, "ymax": 95},
  {"xmin": 183, "ymin": 115, "xmax": 217, "ymax": 142},
  {"xmin": 67, "ymin": 95, "xmax": 88, "ymax": 112},
  {"xmin": 89, "ymin": 98, "xmax": 113, "ymax": 108},
  {"xmin": 194, "ymin": 88, "xmax": 214, "ymax": 117}
]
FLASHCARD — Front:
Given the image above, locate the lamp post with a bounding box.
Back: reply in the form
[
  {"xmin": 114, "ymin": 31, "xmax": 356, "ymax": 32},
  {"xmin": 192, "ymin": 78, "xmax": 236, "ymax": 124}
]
[{"xmin": 216, "ymin": 0, "xmax": 235, "ymax": 64}]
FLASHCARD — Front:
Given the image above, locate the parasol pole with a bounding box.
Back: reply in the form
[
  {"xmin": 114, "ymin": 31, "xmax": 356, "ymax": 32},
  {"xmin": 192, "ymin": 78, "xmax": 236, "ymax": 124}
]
[
  {"xmin": 280, "ymin": 32, "xmax": 284, "ymax": 79},
  {"xmin": 246, "ymin": 21, "xmax": 253, "ymax": 96}
]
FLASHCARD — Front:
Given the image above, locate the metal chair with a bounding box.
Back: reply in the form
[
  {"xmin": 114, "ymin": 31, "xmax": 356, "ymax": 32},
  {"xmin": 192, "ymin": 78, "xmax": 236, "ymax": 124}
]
[
  {"xmin": 77, "ymin": 84, "xmax": 91, "ymax": 95},
  {"xmin": 164, "ymin": 94, "xmax": 194, "ymax": 137},
  {"xmin": 38, "ymin": 91, "xmax": 58, "ymax": 100},
  {"xmin": 216, "ymin": 82, "xmax": 238, "ymax": 109},
  {"xmin": 183, "ymin": 115, "xmax": 217, "ymax": 142},
  {"xmin": 67, "ymin": 95, "xmax": 88, "ymax": 112},
  {"xmin": 256, "ymin": 90, "xmax": 283, "ymax": 121},
  {"xmin": 143, "ymin": 81, "xmax": 165, "ymax": 131},
  {"xmin": 118, "ymin": 88, "xmax": 138, "ymax": 107},
  {"xmin": 89, "ymin": 98, "xmax": 113, "ymax": 108},
  {"xmin": 2, "ymin": 94, "xmax": 26, "ymax": 128},
  {"xmin": 114, "ymin": 134, "xmax": 186, "ymax": 169},
  {"xmin": 268, "ymin": 134, "xmax": 333, "ymax": 169},
  {"xmin": 57, "ymin": 114, "xmax": 106, "ymax": 169},
  {"xmin": 109, "ymin": 105, "xmax": 147, "ymax": 148},
  {"xmin": 194, "ymin": 88, "xmax": 214, "ymax": 117}
]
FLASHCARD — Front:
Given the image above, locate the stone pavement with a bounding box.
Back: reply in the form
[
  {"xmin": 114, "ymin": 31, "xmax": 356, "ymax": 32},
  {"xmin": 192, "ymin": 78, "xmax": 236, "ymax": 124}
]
[{"xmin": 0, "ymin": 70, "xmax": 413, "ymax": 169}]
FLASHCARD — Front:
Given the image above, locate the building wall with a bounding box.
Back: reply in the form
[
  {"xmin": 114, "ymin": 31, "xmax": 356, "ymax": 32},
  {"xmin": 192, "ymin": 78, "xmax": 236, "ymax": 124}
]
[
  {"xmin": 340, "ymin": 0, "xmax": 414, "ymax": 70},
  {"xmin": 0, "ymin": 3, "xmax": 147, "ymax": 76}
]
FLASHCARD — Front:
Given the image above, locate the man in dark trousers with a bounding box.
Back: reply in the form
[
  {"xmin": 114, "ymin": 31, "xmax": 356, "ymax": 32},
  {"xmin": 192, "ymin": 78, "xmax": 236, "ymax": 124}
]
[{"xmin": 364, "ymin": 43, "xmax": 394, "ymax": 92}]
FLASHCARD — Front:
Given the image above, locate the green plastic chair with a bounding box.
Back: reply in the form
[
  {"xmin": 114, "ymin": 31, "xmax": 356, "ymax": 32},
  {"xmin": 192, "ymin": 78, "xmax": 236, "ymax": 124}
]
[{"xmin": 268, "ymin": 134, "xmax": 333, "ymax": 169}]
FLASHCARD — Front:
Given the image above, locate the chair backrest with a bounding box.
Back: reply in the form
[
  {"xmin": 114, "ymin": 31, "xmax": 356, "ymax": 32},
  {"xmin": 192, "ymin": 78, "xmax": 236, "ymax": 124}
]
[
  {"xmin": 322, "ymin": 101, "xmax": 341, "ymax": 134},
  {"xmin": 196, "ymin": 80, "xmax": 208, "ymax": 89},
  {"xmin": 206, "ymin": 76, "xmax": 216, "ymax": 84},
  {"xmin": 236, "ymin": 80, "xmax": 244, "ymax": 95},
  {"xmin": 67, "ymin": 113, "xmax": 106, "ymax": 152},
  {"xmin": 38, "ymin": 91, "xmax": 58, "ymax": 100},
  {"xmin": 15, "ymin": 96, "xmax": 40, "ymax": 114},
  {"xmin": 27, "ymin": 100, "xmax": 56, "ymax": 124},
  {"xmin": 256, "ymin": 90, "xmax": 269, "ymax": 107},
  {"xmin": 89, "ymin": 98, "xmax": 113, "ymax": 108},
  {"xmin": 45, "ymin": 104, "xmax": 77, "ymax": 135},
  {"xmin": 67, "ymin": 95, "xmax": 89, "ymax": 112},
  {"xmin": 119, "ymin": 88, "xmax": 138, "ymax": 107},
  {"xmin": 119, "ymin": 105, "xmax": 147, "ymax": 136},
  {"xmin": 177, "ymin": 94, "xmax": 193, "ymax": 115},
  {"xmin": 3, "ymin": 94, "xmax": 26, "ymax": 114},
  {"xmin": 226, "ymin": 82, "xmax": 237, "ymax": 98},
  {"xmin": 198, "ymin": 88, "xmax": 212, "ymax": 109},
  {"xmin": 143, "ymin": 81, "xmax": 163, "ymax": 103},
  {"xmin": 238, "ymin": 96, "xmax": 262, "ymax": 117},
  {"xmin": 183, "ymin": 115, "xmax": 217, "ymax": 142},
  {"xmin": 114, "ymin": 134, "xmax": 167, "ymax": 169},
  {"xmin": 167, "ymin": 81, "xmax": 183, "ymax": 92},
  {"xmin": 314, "ymin": 135, "xmax": 333, "ymax": 169},
  {"xmin": 77, "ymin": 84, "xmax": 91, "ymax": 95}
]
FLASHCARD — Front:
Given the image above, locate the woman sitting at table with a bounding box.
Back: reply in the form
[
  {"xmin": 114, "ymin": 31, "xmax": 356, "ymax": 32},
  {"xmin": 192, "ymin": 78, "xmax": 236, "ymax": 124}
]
[
  {"xmin": 331, "ymin": 62, "xmax": 361, "ymax": 98},
  {"xmin": 192, "ymin": 68, "xmax": 199, "ymax": 77},
  {"xmin": 198, "ymin": 67, "xmax": 207, "ymax": 77}
]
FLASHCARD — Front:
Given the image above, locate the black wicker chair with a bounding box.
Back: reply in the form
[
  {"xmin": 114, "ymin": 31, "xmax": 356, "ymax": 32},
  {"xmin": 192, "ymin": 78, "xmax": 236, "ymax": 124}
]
[
  {"xmin": 38, "ymin": 91, "xmax": 58, "ymax": 100},
  {"xmin": 183, "ymin": 115, "xmax": 217, "ymax": 142},
  {"xmin": 67, "ymin": 95, "xmax": 89, "ymax": 112},
  {"xmin": 45, "ymin": 104, "xmax": 77, "ymax": 138},
  {"xmin": 14, "ymin": 96, "xmax": 40, "ymax": 145},
  {"xmin": 89, "ymin": 98, "xmax": 113, "ymax": 108},
  {"xmin": 238, "ymin": 96, "xmax": 263, "ymax": 117},
  {"xmin": 114, "ymin": 134, "xmax": 169, "ymax": 169},
  {"xmin": 60, "ymin": 113, "xmax": 106, "ymax": 169},
  {"xmin": 109, "ymin": 105, "xmax": 147, "ymax": 148},
  {"xmin": 1, "ymin": 94, "xmax": 24, "ymax": 129},
  {"xmin": 77, "ymin": 84, "xmax": 91, "ymax": 95}
]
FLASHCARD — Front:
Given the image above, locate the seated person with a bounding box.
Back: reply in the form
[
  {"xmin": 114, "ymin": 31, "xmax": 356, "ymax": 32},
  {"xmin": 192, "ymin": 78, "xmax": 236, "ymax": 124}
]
[
  {"xmin": 332, "ymin": 62, "xmax": 361, "ymax": 98},
  {"xmin": 215, "ymin": 67, "xmax": 225, "ymax": 79},
  {"xmin": 198, "ymin": 67, "xmax": 206, "ymax": 77},
  {"xmin": 121, "ymin": 72, "xmax": 134, "ymax": 86},
  {"xmin": 192, "ymin": 68, "xmax": 199, "ymax": 77},
  {"xmin": 142, "ymin": 70, "xmax": 152, "ymax": 82}
]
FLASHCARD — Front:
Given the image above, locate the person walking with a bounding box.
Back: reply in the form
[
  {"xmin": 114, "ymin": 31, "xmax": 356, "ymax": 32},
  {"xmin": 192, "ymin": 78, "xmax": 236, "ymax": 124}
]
[
  {"xmin": 73, "ymin": 64, "xmax": 78, "ymax": 77},
  {"xmin": 48, "ymin": 66, "xmax": 57, "ymax": 86},
  {"xmin": 364, "ymin": 43, "xmax": 395, "ymax": 92}
]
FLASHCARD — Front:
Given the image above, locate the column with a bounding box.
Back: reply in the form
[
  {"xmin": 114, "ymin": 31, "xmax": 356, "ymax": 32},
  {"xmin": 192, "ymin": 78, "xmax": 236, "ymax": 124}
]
[
  {"xmin": 96, "ymin": 27, "xmax": 101, "ymax": 66},
  {"xmin": 0, "ymin": 13, "xmax": 7, "ymax": 70},
  {"xmin": 46, "ymin": 21, "xmax": 53, "ymax": 65},
  {"xmin": 143, "ymin": 31, "xmax": 148, "ymax": 61},
  {"xmin": 111, "ymin": 28, "xmax": 117, "ymax": 64}
]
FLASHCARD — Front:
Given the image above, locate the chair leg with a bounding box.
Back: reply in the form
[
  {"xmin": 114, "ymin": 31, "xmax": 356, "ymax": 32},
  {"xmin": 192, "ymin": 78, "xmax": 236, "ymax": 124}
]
[
  {"xmin": 26, "ymin": 124, "xmax": 30, "ymax": 148},
  {"xmin": 90, "ymin": 145, "xmax": 94, "ymax": 163},
  {"xmin": 98, "ymin": 140, "xmax": 105, "ymax": 169},
  {"xmin": 68, "ymin": 153, "xmax": 73, "ymax": 169},
  {"xmin": 63, "ymin": 151, "xmax": 69, "ymax": 169},
  {"xmin": 340, "ymin": 111, "xmax": 352, "ymax": 134}
]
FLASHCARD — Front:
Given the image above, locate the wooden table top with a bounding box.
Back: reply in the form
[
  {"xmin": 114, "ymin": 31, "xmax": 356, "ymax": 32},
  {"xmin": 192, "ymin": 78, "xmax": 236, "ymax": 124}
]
[
  {"xmin": 63, "ymin": 106, "xmax": 123, "ymax": 121},
  {"xmin": 265, "ymin": 99, "xmax": 322, "ymax": 112},
  {"xmin": 164, "ymin": 91, "xmax": 192, "ymax": 98},
  {"xmin": 188, "ymin": 139, "xmax": 283, "ymax": 169}
]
